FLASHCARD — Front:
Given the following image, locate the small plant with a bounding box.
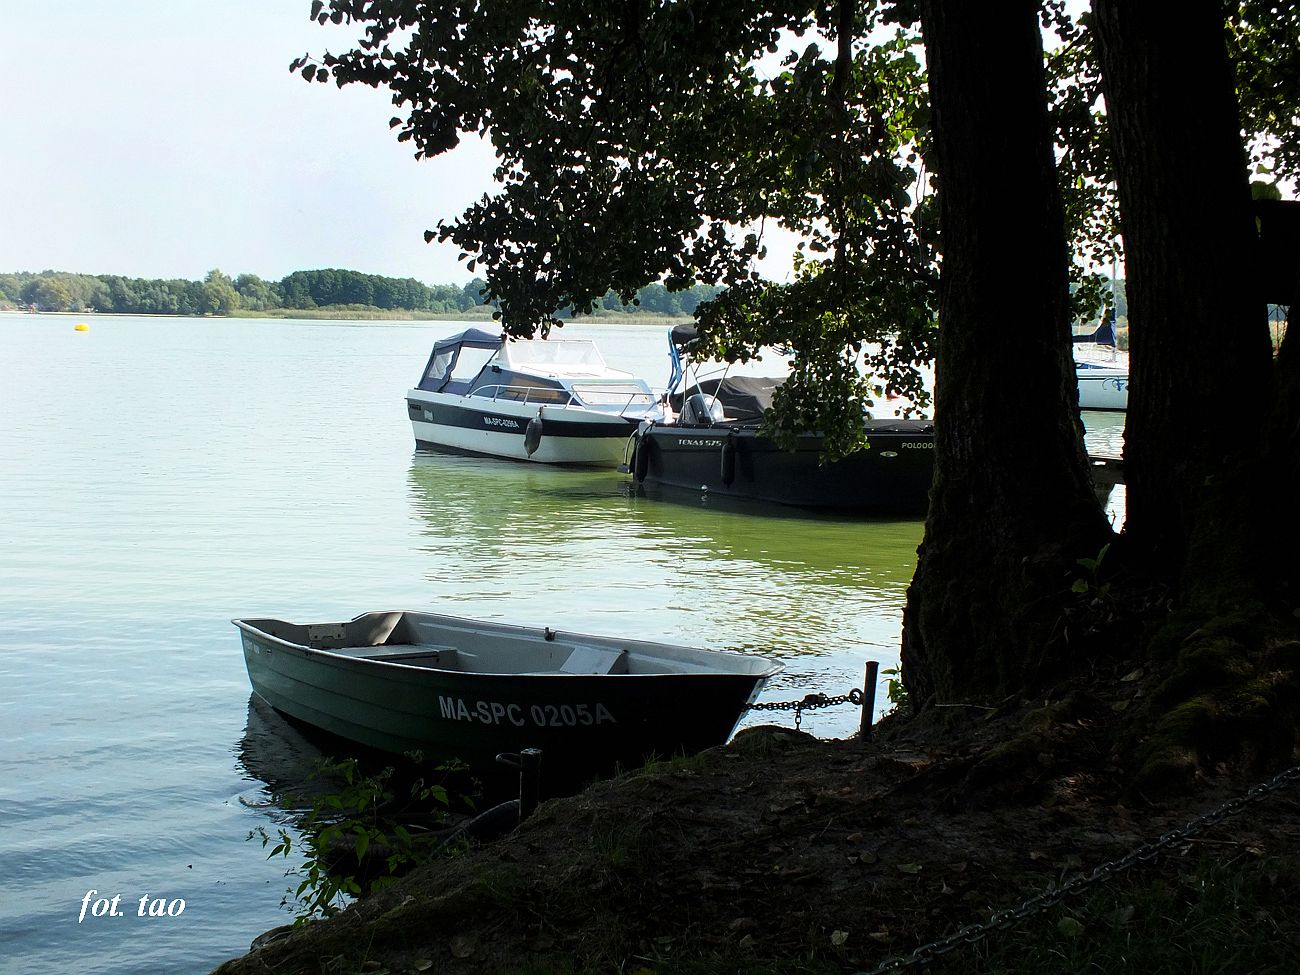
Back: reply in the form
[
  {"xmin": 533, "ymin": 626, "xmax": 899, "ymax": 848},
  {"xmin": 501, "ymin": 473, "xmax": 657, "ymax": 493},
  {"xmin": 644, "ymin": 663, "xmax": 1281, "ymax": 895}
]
[
  {"xmin": 881, "ymin": 666, "xmax": 909, "ymax": 711},
  {"xmin": 250, "ymin": 757, "xmax": 459, "ymax": 921},
  {"xmin": 1071, "ymin": 542, "xmax": 1112, "ymax": 598}
]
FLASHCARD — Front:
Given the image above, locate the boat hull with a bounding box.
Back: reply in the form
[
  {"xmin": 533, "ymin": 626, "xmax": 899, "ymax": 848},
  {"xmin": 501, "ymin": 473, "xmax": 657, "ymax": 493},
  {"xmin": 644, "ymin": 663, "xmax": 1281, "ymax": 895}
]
[
  {"xmin": 406, "ymin": 391, "xmax": 638, "ymax": 466},
  {"xmin": 632, "ymin": 421, "xmax": 934, "ymax": 514},
  {"xmin": 235, "ymin": 613, "xmax": 777, "ymax": 789},
  {"xmin": 1076, "ymin": 368, "xmax": 1128, "ymax": 411}
]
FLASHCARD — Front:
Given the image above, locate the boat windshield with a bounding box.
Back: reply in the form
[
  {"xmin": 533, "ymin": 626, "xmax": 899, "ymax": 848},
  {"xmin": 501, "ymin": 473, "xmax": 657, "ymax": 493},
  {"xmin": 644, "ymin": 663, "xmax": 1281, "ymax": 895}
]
[{"xmin": 500, "ymin": 339, "xmax": 610, "ymax": 373}]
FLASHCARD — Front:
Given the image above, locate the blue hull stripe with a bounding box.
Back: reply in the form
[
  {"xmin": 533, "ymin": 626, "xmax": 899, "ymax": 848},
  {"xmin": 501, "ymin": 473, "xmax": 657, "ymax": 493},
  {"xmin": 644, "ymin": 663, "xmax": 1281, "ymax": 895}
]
[{"xmin": 407, "ymin": 400, "xmax": 638, "ymax": 439}]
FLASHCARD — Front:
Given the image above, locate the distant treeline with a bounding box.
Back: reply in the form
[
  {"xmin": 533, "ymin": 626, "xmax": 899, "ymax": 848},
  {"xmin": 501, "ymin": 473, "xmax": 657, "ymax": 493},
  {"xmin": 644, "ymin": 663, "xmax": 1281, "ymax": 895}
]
[{"xmin": 0, "ymin": 267, "xmax": 722, "ymax": 319}]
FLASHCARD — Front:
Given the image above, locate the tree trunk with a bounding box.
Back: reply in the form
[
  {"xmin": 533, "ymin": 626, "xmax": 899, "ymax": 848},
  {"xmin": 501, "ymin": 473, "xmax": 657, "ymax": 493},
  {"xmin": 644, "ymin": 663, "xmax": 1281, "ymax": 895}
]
[
  {"xmin": 1092, "ymin": 0, "xmax": 1274, "ymax": 595},
  {"xmin": 1263, "ymin": 210, "xmax": 1300, "ymax": 598},
  {"xmin": 1091, "ymin": 2, "xmax": 1300, "ymax": 788},
  {"xmin": 901, "ymin": 1, "xmax": 1114, "ymax": 707}
]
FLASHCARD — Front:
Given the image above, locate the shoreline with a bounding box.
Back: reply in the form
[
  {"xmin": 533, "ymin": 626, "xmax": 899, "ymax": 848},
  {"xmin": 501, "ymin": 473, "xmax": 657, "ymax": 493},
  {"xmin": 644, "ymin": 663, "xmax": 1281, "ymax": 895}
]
[{"xmin": 1, "ymin": 307, "xmax": 696, "ymax": 326}]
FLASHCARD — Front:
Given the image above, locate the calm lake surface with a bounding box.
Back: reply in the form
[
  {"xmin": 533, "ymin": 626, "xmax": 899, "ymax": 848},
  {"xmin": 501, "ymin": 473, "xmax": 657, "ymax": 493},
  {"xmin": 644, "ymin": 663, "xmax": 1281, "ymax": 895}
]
[{"xmin": 0, "ymin": 313, "xmax": 1124, "ymax": 973}]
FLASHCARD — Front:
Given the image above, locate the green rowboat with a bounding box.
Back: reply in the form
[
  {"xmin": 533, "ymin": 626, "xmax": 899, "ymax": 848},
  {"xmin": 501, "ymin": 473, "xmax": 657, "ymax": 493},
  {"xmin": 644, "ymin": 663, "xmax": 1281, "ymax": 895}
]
[{"xmin": 234, "ymin": 611, "xmax": 781, "ymax": 787}]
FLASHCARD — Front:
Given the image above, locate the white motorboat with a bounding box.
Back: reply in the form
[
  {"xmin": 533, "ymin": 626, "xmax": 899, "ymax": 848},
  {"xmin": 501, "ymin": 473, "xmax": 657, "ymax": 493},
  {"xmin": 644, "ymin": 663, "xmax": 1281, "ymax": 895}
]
[
  {"xmin": 1073, "ymin": 319, "xmax": 1129, "ymax": 411},
  {"xmin": 405, "ymin": 329, "xmax": 663, "ymax": 465}
]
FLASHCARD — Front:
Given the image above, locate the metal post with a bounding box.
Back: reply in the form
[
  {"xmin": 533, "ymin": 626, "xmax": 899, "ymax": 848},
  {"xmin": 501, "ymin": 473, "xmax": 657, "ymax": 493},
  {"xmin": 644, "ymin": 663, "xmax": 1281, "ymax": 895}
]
[
  {"xmin": 518, "ymin": 748, "xmax": 542, "ymax": 821},
  {"xmin": 861, "ymin": 660, "xmax": 879, "ymax": 741}
]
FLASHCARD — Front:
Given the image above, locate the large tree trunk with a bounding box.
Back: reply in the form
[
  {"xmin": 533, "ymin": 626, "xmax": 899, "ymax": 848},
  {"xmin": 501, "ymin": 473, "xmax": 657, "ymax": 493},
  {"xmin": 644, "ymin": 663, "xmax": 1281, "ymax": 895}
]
[
  {"xmin": 901, "ymin": 1, "xmax": 1114, "ymax": 707},
  {"xmin": 1092, "ymin": 0, "xmax": 1273, "ymax": 596},
  {"xmin": 1092, "ymin": 2, "xmax": 1300, "ymax": 788},
  {"xmin": 1262, "ymin": 209, "xmax": 1300, "ymax": 598}
]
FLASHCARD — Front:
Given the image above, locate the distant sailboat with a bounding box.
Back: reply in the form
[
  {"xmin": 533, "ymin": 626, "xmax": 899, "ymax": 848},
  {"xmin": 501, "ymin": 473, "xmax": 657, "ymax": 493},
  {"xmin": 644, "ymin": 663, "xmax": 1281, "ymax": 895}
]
[{"xmin": 1073, "ymin": 312, "xmax": 1128, "ymax": 411}]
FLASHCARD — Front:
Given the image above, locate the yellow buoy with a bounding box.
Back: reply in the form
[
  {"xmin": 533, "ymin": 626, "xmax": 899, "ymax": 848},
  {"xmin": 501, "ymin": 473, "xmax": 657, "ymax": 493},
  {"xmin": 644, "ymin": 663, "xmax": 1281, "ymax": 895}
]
[{"xmin": 74, "ymin": 323, "xmax": 90, "ymax": 332}]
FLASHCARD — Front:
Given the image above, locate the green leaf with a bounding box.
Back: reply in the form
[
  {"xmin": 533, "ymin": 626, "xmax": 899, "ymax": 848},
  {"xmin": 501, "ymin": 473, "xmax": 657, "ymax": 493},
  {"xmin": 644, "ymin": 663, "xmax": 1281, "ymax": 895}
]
[{"xmin": 1057, "ymin": 916, "xmax": 1085, "ymax": 938}]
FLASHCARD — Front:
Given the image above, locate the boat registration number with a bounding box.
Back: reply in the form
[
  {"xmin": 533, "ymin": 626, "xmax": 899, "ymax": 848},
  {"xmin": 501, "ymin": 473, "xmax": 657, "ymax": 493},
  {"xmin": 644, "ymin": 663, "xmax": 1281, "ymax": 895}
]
[{"xmin": 439, "ymin": 696, "xmax": 616, "ymax": 728}]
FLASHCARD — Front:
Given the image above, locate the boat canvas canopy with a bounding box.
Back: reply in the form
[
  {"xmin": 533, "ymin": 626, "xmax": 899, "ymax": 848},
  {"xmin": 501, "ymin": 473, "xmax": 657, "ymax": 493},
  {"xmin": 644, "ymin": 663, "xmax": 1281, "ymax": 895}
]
[
  {"xmin": 417, "ymin": 328, "xmax": 502, "ymax": 393},
  {"xmin": 671, "ymin": 376, "xmax": 781, "ymax": 421}
]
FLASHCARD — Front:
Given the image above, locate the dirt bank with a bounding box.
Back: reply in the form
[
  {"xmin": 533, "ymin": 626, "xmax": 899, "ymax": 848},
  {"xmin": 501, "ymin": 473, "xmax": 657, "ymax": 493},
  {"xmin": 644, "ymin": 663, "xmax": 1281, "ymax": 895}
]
[{"xmin": 212, "ymin": 689, "xmax": 1300, "ymax": 975}]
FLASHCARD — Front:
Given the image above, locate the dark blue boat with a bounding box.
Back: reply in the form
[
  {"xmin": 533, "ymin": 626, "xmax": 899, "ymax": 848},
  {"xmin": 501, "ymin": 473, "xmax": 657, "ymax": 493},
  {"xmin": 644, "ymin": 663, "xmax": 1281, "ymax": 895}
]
[{"xmin": 627, "ymin": 327, "xmax": 935, "ymax": 513}]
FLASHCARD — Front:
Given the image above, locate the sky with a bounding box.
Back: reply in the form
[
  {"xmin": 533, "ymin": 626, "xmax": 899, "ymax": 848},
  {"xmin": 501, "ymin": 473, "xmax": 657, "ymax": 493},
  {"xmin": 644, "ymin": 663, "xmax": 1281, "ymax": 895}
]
[
  {"xmin": 1, "ymin": 2, "xmax": 500, "ymax": 286},
  {"xmin": 2, "ymin": 2, "xmax": 806, "ymax": 290}
]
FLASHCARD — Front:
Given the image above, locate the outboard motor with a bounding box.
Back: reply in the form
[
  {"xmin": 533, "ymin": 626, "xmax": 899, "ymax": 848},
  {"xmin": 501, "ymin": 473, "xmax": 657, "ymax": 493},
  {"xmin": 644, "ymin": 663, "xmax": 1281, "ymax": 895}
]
[{"xmin": 680, "ymin": 393, "xmax": 724, "ymax": 426}]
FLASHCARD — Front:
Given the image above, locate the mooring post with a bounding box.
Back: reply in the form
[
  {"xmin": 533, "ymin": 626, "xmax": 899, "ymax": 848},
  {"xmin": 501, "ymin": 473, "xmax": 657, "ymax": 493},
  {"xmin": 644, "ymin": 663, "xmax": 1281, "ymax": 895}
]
[
  {"xmin": 861, "ymin": 660, "xmax": 879, "ymax": 741},
  {"xmin": 519, "ymin": 747, "xmax": 542, "ymax": 821}
]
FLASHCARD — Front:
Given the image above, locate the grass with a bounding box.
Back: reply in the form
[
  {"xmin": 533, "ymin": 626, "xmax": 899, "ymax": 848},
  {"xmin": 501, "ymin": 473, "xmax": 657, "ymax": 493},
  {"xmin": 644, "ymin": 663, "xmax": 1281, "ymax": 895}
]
[
  {"xmin": 488, "ymin": 853, "xmax": 1300, "ymax": 975},
  {"xmin": 925, "ymin": 852, "xmax": 1300, "ymax": 975}
]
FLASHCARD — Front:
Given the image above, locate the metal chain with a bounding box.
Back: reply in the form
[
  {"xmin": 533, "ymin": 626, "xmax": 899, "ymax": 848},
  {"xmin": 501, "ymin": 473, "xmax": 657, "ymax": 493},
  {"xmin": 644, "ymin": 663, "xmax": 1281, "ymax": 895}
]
[
  {"xmin": 862, "ymin": 763, "xmax": 1300, "ymax": 975},
  {"xmin": 746, "ymin": 689, "xmax": 864, "ymax": 731}
]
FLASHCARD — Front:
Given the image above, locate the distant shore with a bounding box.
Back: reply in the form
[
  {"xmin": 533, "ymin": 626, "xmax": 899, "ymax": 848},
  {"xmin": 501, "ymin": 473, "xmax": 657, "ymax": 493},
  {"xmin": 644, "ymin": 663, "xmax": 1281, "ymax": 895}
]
[
  {"xmin": 3, "ymin": 306, "xmax": 694, "ymax": 326},
  {"xmin": 229, "ymin": 306, "xmax": 694, "ymax": 326},
  {"xmin": 230, "ymin": 306, "xmax": 497, "ymax": 322}
]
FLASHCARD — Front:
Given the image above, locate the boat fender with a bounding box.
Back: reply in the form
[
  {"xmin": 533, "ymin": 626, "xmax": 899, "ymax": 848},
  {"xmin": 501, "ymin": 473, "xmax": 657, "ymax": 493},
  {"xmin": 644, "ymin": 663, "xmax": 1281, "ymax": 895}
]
[
  {"xmin": 524, "ymin": 414, "xmax": 544, "ymax": 457},
  {"xmin": 618, "ymin": 432, "xmax": 636, "ymax": 474},
  {"xmin": 720, "ymin": 434, "xmax": 736, "ymax": 486},
  {"xmin": 633, "ymin": 430, "xmax": 650, "ymax": 483},
  {"xmin": 620, "ymin": 432, "xmax": 637, "ymax": 476}
]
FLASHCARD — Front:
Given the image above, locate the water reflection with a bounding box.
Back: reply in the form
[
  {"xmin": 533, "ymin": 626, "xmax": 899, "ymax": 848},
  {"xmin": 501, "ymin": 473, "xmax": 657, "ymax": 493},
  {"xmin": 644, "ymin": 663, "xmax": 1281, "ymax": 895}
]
[
  {"xmin": 235, "ymin": 694, "xmax": 332, "ymax": 822},
  {"xmin": 1081, "ymin": 409, "xmax": 1125, "ymax": 455},
  {"xmin": 1082, "ymin": 410, "xmax": 1127, "ymax": 530},
  {"xmin": 235, "ymin": 693, "xmax": 480, "ymax": 811},
  {"xmin": 234, "ymin": 694, "xmax": 484, "ymax": 923},
  {"xmin": 399, "ymin": 410, "xmax": 1126, "ymax": 732},
  {"xmin": 403, "ymin": 451, "xmax": 922, "ymax": 741}
]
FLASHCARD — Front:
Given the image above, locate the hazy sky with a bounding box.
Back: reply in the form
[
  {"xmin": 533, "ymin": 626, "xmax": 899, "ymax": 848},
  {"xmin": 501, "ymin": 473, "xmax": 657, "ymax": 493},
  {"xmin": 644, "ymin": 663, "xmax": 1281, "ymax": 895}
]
[{"xmin": 1, "ymin": 2, "xmax": 499, "ymax": 285}]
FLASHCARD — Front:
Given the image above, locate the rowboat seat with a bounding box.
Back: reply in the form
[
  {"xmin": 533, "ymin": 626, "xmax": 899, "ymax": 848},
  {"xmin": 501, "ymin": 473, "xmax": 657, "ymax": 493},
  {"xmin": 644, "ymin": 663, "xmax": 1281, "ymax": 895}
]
[
  {"xmin": 331, "ymin": 644, "xmax": 459, "ymax": 668},
  {"xmin": 559, "ymin": 645, "xmax": 627, "ymax": 675}
]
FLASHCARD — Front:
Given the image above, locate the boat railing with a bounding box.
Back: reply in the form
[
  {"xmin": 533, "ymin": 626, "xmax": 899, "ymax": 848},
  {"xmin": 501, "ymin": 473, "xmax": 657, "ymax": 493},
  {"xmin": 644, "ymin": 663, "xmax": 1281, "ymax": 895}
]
[
  {"xmin": 619, "ymin": 394, "xmax": 661, "ymax": 418},
  {"xmin": 469, "ymin": 381, "xmax": 660, "ymax": 416},
  {"xmin": 471, "ymin": 384, "xmax": 574, "ymax": 406},
  {"xmin": 569, "ymin": 383, "xmax": 661, "ymax": 417},
  {"xmin": 609, "ymin": 392, "xmax": 661, "ymax": 417}
]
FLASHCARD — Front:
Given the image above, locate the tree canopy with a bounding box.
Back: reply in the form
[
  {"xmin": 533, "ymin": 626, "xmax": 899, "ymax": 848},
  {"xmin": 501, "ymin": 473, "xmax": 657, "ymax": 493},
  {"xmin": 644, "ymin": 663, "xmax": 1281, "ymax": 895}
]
[
  {"xmin": 301, "ymin": 0, "xmax": 1300, "ymax": 790},
  {"xmin": 297, "ymin": 0, "xmax": 942, "ymax": 446},
  {"xmin": 295, "ymin": 0, "xmax": 1293, "ymax": 453}
]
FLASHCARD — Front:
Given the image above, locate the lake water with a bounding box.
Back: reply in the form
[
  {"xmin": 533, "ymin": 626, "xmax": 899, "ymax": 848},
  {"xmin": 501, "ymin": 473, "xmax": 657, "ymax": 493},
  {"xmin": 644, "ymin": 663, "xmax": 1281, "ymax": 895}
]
[{"xmin": 0, "ymin": 313, "xmax": 1123, "ymax": 973}]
